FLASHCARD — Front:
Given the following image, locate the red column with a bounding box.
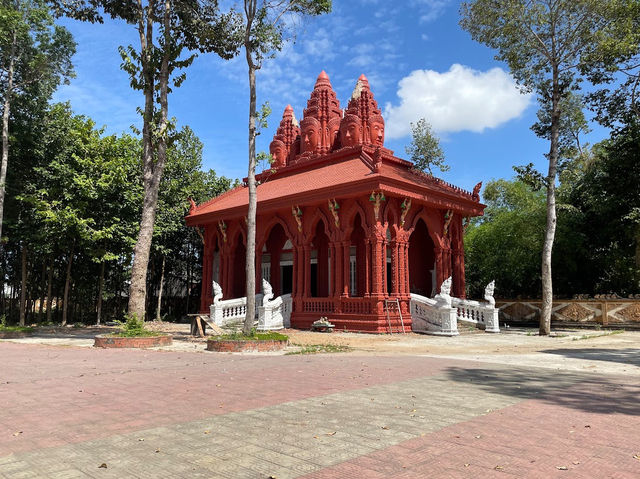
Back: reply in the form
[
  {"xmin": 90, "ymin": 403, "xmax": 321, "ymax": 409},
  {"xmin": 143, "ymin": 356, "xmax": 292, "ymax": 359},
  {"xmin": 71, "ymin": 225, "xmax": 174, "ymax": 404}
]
[
  {"xmin": 200, "ymin": 244, "xmax": 213, "ymax": 313},
  {"xmin": 434, "ymin": 246, "xmax": 443, "ymax": 293},
  {"xmin": 391, "ymin": 241, "xmax": 399, "ymax": 296},
  {"xmin": 364, "ymin": 240, "xmax": 371, "ymax": 297},
  {"xmin": 304, "ymin": 245, "xmax": 311, "ymax": 297},
  {"xmin": 329, "ymin": 243, "xmax": 337, "ymax": 296},
  {"xmin": 403, "ymin": 242, "xmax": 410, "ymax": 296},
  {"xmin": 342, "ymin": 242, "xmax": 350, "ymax": 297},
  {"xmin": 256, "ymin": 250, "xmax": 263, "ymax": 294}
]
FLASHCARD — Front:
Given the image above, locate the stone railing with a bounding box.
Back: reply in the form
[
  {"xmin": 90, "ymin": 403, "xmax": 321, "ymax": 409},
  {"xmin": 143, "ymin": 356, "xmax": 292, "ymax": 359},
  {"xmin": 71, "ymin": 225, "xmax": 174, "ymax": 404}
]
[
  {"xmin": 452, "ymin": 297, "xmax": 500, "ymax": 333},
  {"xmin": 302, "ymin": 299, "xmax": 335, "ymax": 314},
  {"xmin": 410, "ymin": 293, "xmax": 458, "ymax": 336},
  {"xmin": 497, "ymin": 298, "xmax": 640, "ymax": 328},
  {"xmin": 341, "ymin": 297, "xmax": 373, "ymax": 314},
  {"xmin": 210, "ymin": 292, "xmax": 263, "ymax": 327}
]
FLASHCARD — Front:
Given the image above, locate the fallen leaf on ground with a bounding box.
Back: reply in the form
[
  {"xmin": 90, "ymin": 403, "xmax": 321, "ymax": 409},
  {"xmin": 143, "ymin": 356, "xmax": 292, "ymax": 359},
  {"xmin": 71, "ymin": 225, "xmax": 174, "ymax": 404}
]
[
  {"xmin": 204, "ymin": 431, "xmax": 210, "ymax": 434},
  {"xmin": 556, "ymin": 466, "xmax": 568, "ymax": 470},
  {"xmin": 12, "ymin": 431, "xmax": 22, "ymax": 436},
  {"xmin": 138, "ymin": 438, "xmax": 144, "ymax": 442},
  {"xmin": 325, "ymin": 431, "xmax": 336, "ymax": 436},
  {"xmin": 464, "ymin": 464, "xmax": 470, "ymax": 468},
  {"xmin": 633, "ymin": 454, "xmax": 640, "ymax": 461},
  {"xmin": 572, "ymin": 461, "xmax": 580, "ymax": 465},
  {"xmin": 381, "ymin": 426, "xmax": 389, "ymax": 430},
  {"xmin": 474, "ymin": 435, "xmax": 481, "ymax": 439},
  {"xmin": 98, "ymin": 463, "xmax": 107, "ymax": 469},
  {"xmin": 494, "ymin": 465, "xmax": 504, "ymax": 470}
]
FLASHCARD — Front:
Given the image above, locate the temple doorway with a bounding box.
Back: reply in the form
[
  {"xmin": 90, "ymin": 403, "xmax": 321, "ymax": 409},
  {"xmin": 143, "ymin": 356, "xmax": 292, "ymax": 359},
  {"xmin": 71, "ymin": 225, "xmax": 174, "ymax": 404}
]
[
  {"xmin": 310, "ymin": 220, "xmax": 330, "ymax": 297},
  {"xmin": 409, "ymin": 219, "xmax": 435, "ymax": 297}
]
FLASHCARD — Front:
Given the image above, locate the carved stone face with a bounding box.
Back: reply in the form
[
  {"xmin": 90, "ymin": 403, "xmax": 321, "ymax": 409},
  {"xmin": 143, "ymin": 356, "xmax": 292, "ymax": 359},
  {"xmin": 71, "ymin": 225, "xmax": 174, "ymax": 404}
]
[
  {"xmin": 340, "ymin": 118, "xmax": 361, "ymax": 147},
  {"xmin": 302, "ymin": 123, "xmax": 319, "ymax": 153},
  {"xmin": 370, "ymin": 120, "xmax": 384, "ymax": 146},
  {"xmin": 270, "ymin": 141, "xmax": 286, "ymax": 167}
]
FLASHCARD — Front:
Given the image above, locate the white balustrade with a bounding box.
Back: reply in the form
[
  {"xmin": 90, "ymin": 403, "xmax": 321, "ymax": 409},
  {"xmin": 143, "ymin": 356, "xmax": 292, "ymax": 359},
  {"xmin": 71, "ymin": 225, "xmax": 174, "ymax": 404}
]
[
  {"xmin": 451, "ymin": 297, "xmax": 500, "ymax": 332},
  {"xmin": 410, "ymin": 293, "xmax": 459, "ymax": 336}
]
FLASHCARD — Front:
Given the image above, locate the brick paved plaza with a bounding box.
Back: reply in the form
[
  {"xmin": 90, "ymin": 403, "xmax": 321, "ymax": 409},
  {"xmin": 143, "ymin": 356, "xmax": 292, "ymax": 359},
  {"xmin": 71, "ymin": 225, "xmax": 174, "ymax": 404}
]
[{"xmin": 1, "ymin": 334, "xmax": 639, "ymax": 478}]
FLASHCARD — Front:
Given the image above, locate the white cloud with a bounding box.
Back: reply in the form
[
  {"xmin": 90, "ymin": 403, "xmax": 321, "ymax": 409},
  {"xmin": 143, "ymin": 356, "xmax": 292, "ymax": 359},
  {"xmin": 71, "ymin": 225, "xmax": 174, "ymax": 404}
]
[
  {"xmin": 411, "ymin": 0, "xmax": 452, "ymax": 23},
  {"xmin": 384, "ymin": 64, "xmax": 532, "ymax": 139}
]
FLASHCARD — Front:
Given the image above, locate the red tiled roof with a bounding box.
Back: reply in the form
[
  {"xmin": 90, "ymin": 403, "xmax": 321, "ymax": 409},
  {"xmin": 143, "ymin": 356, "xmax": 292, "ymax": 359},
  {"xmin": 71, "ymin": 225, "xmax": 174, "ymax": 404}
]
[{"xmin": 187, "ymin": 151, "xmax": 482, "ymax": 225}]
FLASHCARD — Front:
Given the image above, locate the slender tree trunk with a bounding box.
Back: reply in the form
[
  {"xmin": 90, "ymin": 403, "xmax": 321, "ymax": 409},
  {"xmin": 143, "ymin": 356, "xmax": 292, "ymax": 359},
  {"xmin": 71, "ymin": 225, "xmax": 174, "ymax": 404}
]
[
  {"xmin": 19, "ymin": 245, "xmax": 27, "ymax": 326},
  {"xmin": 540, "ymin": 68, "xmax": 561, "ymax": 336},
  {"xmin": 243, "ymin": 0, "xmax": 258, "ymax": 335},
  {"xmin": 96, "ymin": 261, "xmax": 105, "ymax": 325},
  {"xmin": 127, "ymin": 1, "xmax": 170, "ymax": 321},
  {"xmin": 185, "ymin": 243, "xmax": 191, "ymax": 315},
  {"xmin": 46, "ymin": 258, "xmax": 53, "ymax": 323},
  {"xmin": 38, "ymin": 261, "xmax": 46, "ymax": 319},
  {"xmin": 156, "ymin": 255, "xmax": 165, "ymax": 321},
  {"xmin": 0, "ymin": 29, "xmax": 17, "ymax": 245},
  {"xmin": 62, "ymin": 242, "xmax": 75, "ymax": 326}
]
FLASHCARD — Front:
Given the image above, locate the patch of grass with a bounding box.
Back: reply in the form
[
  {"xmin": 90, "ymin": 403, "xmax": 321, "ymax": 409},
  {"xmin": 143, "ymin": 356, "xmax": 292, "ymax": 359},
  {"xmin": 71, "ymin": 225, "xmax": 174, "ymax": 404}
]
[
  {"xmin": 110, "ymin": 314, "xmax": 165, "ymax": 338},
  {"xmin": 211, "ymin": 330, "xmax": 289, "ymax": 341},
  {"xmin": 0, "ymin": 315, "xmax": 33, "ymax": 333},
  {"xmin": 0, "ymin": 325, "xmax": 34, "ymax": 333},
  {"xmin": 572, "ymin": 329, "xmax": 624, "ymax": 341},
  {"xmin": 285, "ymin": 344, "xmax": 351, "ymax": 355}
]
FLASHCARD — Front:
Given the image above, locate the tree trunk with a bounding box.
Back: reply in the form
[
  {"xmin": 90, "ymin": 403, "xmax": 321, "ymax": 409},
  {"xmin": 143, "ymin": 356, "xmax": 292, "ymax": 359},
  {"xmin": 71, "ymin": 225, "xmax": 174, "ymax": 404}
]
[
  {"xmin": 540, "ymin": 68, "xmax": 561, "ymax": 336},
  {"xmin": 62, "ymin": 242, "xmax": 75, "ymax": 326},
  {"xmin": 185, "ymin": 242, "xmax": 191, "ymax": 315},
  {"xmin": 127, "ymin": 1, "xmax": 170, "ymax": 321},
  {"xmin": 39, "ymin": 261, "xmax": 46, "ymax": 319},
  {"xmin": 243, "ymin": 0, "xmax": 258, "ymax": 336},
  {"xmin": 156, "ymin": 255, "xmax": 165, "ymax": 321},
  {"xmin": 46, "ymin": 258, "xmax": 53, "ymax": 323},
  {"xmin": 96, "ymin": 261, "xmax": 105, "ymax": 325},
  {"xmin": 19, "ymin": 245, "xmax": 27, "ymax": 326},
  {"xmin": 0, "ymin": 29, "xmax": 17, "ymax": 245}
]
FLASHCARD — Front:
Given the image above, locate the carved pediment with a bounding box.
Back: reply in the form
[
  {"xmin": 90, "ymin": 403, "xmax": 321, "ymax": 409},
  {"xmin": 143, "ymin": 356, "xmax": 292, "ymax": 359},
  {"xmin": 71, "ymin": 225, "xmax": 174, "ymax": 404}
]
[
  {"xmin": 618, "ymin": 303, "xmax": 640, "ymax": 322},
  {"xmin": 557, "ymin": 303, "xmax": 593, "ymax": 322}
]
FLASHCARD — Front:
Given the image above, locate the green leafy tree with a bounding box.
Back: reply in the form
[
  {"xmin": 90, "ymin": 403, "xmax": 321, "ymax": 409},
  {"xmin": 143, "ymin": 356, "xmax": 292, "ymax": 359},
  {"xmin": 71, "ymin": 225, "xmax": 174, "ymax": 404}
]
[
  {"xmin": 461, "ymin": 0, "xmax": 629, "ymax": 334},
  {"xmin": 240, "ymin": 0, "xmax": 331, "ymax": 335},
  {"xmin": 568, "ymin": 124, "xmax": 640, "ymax": 294},
  {"xmin": 151, "ymin": 126, "xmax": 231, "ymax": 321},
  {"xmin": 581, "ymin": 1, "xmax": 640, "ymax": 128},
  {"xmin": 465, "ymin": 179, "xmax": 588, "ymax": 300},
  {"xmin": 405, "ymin": 118, "xmax": 448, "ymax": 175},
  {"xmin": 19, "ymin": 104, "xmax": 142, "ymax": 325},
  {"xmin": 0, "ymin": 0, "xmax": 75, "ymax": 244},
  {"xmin": 53, "ymin": 0, "xmax": 241, "ymax": 321}
]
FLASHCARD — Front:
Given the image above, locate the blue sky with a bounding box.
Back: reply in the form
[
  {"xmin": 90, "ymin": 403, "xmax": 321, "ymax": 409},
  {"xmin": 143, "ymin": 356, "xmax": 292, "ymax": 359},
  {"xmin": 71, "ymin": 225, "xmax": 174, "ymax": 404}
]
[{"xmin": 53, "ymin": 0, "xmax": 610, "ymax": 193}]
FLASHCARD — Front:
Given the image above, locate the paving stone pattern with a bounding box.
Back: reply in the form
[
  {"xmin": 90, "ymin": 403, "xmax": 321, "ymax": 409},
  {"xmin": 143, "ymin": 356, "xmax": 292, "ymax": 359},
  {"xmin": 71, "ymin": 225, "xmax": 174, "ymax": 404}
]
[{"xmin": 1, "ymin": 342, "xmax": 639, "ymax": 478}]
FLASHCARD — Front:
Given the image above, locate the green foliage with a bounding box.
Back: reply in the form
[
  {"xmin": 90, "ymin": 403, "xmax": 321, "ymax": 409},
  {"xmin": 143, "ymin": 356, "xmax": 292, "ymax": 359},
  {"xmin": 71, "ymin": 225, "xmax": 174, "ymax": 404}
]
[
  {"xmin": 405, "ymin": 118, "xmax": 447, "ymax": 175},
  {"xmin": 567, "ymin": 123, "xmax": 640, "ymax": 294},
  {"xmin": 285, "ymin": 344, "xmax": 351, "ymax": 355},
  {"xmin": 112, "ymin": 313, "xmax": 160, "ymax": 337},
  {"xmin": 465, "ymin": 180, "xmax": 546, "ymax": 298},
  {"xmin": 212, "ymin": 330, "xmax": 289, "ymax": 341}
]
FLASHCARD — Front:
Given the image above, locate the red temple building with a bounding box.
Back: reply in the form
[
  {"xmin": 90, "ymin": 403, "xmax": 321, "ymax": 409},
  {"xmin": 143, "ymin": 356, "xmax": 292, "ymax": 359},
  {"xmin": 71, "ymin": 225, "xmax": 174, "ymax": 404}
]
[{"xmin": 186, "ymin": 72, "xmax": 485, "ymax": 333}]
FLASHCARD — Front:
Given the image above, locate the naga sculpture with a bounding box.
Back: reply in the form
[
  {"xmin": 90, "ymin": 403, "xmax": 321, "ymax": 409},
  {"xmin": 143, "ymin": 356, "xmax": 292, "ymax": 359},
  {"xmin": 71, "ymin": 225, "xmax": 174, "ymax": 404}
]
[
  {"xmin": 212, "ymin": 280, "xmax": 223, "ymax": 304},
  {"xmin": 262, "ymin": 278, "xmax": 274, "ymax": 306},
  {"xmin": 435, "ymin": 277, "xmax": 452, "ymax": 307},
  {"xmin": 484, "ymin": 280, "xmax": 496, "ymax": 307}
]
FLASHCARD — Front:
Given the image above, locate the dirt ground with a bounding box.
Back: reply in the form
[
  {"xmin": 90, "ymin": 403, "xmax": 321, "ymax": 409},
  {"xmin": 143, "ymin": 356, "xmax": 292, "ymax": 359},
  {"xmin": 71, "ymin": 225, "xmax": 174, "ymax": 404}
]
[{"xmin": 5, "ymin": 321, "xmax": 640, "ymax": 376}]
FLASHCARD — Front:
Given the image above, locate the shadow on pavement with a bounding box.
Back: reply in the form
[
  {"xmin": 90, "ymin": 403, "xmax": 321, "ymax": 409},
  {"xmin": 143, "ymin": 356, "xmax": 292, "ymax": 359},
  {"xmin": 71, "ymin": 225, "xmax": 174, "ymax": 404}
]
[
  {"xmin": 540, "ymin": 348, "xmax": 640, "ymax": 367},
  {"xmin": 446, "ymin": 366, "xmax": 640, "ymax": 416}
]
